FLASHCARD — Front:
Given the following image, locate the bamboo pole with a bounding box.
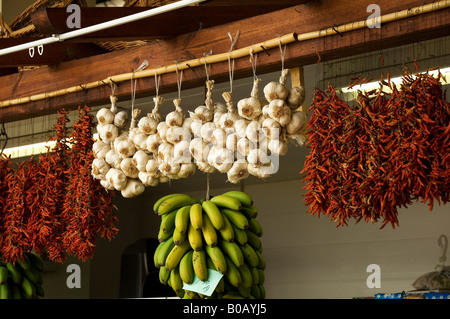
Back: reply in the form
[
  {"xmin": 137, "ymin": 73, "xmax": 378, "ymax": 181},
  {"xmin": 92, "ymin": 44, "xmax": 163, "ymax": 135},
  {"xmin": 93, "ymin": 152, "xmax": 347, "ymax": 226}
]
[{"xmin": 0, "ymin": 0, "xmax": 449, "ymax": 109}]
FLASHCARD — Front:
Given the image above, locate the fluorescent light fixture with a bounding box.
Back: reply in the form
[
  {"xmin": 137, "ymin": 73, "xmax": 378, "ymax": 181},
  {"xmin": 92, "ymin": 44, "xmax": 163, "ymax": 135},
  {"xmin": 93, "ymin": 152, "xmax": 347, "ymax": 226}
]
[
  {"xmin": 2, "ymin": 133, "xmax": 99, "ymax": 159},
  {"xmin": 340, "ymin": 67, "xmax": 450, "ymax": 94}
]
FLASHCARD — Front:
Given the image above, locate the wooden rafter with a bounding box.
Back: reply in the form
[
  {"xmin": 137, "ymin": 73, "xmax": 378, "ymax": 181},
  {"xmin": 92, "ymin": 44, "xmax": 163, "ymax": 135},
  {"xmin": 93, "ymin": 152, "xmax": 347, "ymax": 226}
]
[{"xmin": 0, "ymin": 0, "xmax": 449, "ymax": 123}]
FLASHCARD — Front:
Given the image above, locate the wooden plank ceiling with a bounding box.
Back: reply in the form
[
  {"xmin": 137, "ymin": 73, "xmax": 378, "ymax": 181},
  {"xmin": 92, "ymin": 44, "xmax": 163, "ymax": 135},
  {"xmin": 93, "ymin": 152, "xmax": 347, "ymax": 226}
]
[{"xmin": 0, "ymin": 0, "xmax": 449, "ymax": 122}]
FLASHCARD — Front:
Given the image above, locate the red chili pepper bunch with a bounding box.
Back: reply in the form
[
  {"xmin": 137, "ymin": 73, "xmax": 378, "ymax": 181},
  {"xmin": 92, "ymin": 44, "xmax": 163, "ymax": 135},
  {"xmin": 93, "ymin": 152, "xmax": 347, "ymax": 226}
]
[
  {"xmin": 60, "ymin": 105, "xmax": 118, "ymax": 262},
  {"xmin": 0, "ymin": 107, "xmax": 118, "ymax": 264},
  {"xmin": 302, "ymin": 70, "xmax": 450, "ymax": 229}
]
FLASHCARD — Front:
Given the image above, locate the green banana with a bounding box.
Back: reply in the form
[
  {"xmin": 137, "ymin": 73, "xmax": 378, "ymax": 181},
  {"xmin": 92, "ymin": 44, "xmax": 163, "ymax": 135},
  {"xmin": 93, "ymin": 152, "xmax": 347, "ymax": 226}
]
[
  {"xmin": 0, "ymin": 266, "xmax": 9, "ymax": 284},
  {"xmin": 222, "ymin": 191, "xmax": 253, "ymax": 208},
  {"xmin": 160, "ymin": 208, "xmax": 178, "ymax": 233},
  {"xmin": 175, "ymin": 205, "xmax": 191, "ymax": 235},
  {"xmin": 222, "ymin": 293, "xmax": 244, "ymax": 299},
  {"xmin": 250, "ymin": 265, "xmax": 260, "ymax": 285},
  {"xmin": 238, "ymin": 262, "xmax": 253, "ymax": 289},
  {"xmin": 192, "ymin": 249, "xmax": 208, "ymax": 281},
  {"xmin": 240, "ymin": 243, "xmax": 260, "ymax": 268},
  {"xmin": 218, "ymin": 214, "xmax": 235, "ymax": 243},
  {"xmin": 27, "ymin": 252, "xmax": 44, "ymax": 272},
  {"xmin": 231, "ymin": 223, "xmax": 248, "ymax": 246},
  {"xmin": 165, "ymin": 240, "xmax": 191, "ymax": 271},
  {"xmin": 220, "ymin": 208, "xmax": 249, "ymax": 230},
  {"xmin": 23, "ymin": 266, "xmax": 43, "ymax": 285},
  {"xmin": 205, "ymin": 245, "xmax": 227, "ymax": 274},
  {"xmin": 179, "ymin": 250, "xmax": 194, "ymax": 284},
  {"xmin": 210, "ymin": 194, "xmax": 242, "ymax": 211},
  {"xmin": 173, "ymin": 227, "xmax": 187, "ymax": 245},
  {"xmin": 159, "ymin": 265, "xmax": 171, "ymax": 284},
  {"xmin": 0, "ymin": 283, "xmax": 9, "ymax": 299},
  {"xmin": 34, "ymin": 282, "xmax": 45, "ymax": 297},
  {"xmin": 153, "ymin": 193, "xmax": 185, "ymax": 213},
  {"xmin": 248, "ymin": 217, "xmax": 263, "ymax": 237},
  {"xmin": 154, "ymin": 237, "xmax": 175, "ymax": 268},
  {"xmin": 11, "ymin": 284, "xmax": 23, "ymax": 299},
  {"xmin": 255, "ymin": 250, "xmax": 266, "ymax": 270},
  {"xmin": 259, "ymin": 284, "xmax": 266, "ymax": 298},
  {"xmin": 238, "ymin": 285, "xmax": 251, "ymax": 298},
  {"xmin": 257, "ymin": 268, "xmax": 265, "ymax": 284},
  {"xmin": 189, "ymin": 203, "xmax": 203, "ymax": 231},
  {"xmin": 241, "ymin": 205, "xmax": 258, "ymax": 219},
  {"xmin": 251, "ymin": 284, "xmax": 261, "ymax": 299},
  {"xmin": 169, "ymin": 265, "xmax": 184, "ymax": 294},
  {"xmin": 246, "ymin": 229, "xmax": 262, "ymax": 252},
  {"xmin": 158, "ymin": 224, "xmax": 173, "ymax": 242},
  {"xmin": 215, "ymin": 277, "xmax": 225, "ymax": 294},
  {"xmin": 21, "ymin": 276, "xmax": 35, "ymax": 298},
  {"xmin": 219, "ymin": 239, "xmax": 244, "ymax": 268},
  {"xmin": 187, "ymin": 221, "xmax": 203, "ymax": 252},
  {"xmin": 201, "ymin": 201, "xmax": 225, "ymax": 230},
  {"xmin": 158, "ymin": 194, "xmax": 197, "ymax": 216},
  {"xmin": 224, "ymin": 255, "xmax": 241, "ymax": 288},
  {"xmin": 201, "ymin": 213, "xmax": 218, "ymax": 247}
]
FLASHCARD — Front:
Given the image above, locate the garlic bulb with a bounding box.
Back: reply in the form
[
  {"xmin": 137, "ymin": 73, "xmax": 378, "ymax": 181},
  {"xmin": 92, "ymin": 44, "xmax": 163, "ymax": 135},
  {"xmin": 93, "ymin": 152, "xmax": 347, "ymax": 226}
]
[
  {"xmin": 109, "ymin": 95, "xmax": 118, "ymax": 114},
  {"xmin": 159, "ymin": 159, "xmax": 181, "ymax": 177},
  {"xmin": 234, "ymin": 118, "xmax": 249, "ymax": 138},
  {"xmin": 211, "ymin": 128, "xmax": 227, "ymax": 148},
  {"xmin": 196, "ymin": 161, "xmax": 216, "ymax": 174},
  {"xmin": 115, "ymin": 138, "xmax": 136, "ymax": 158},
  {"xmin": 210, "ymin": 148, "xmax": 233, "ymax": 173},
  {"xmin": 105, "ymin": 149, "xmax": 122, "ymax": 169},
  {"xmin": 225, "ymin": 132, "xmax": 239, "ymax": 155},
  {"xmin": 138, "ymin": 113, "xmax": 158, "ymax": 135},
  {"xmin": 133, "ymin": 131, "xmax": 149, "ymax": 150},
  {"xmin": 237, "ymin": 137, "xmax": 253, "ymax": 157},
  {"xmin": 288, "ymin": 133, "xmax": 307, "ymax": 147},
  {"xmin": 157, "ymin": 122, "xmax": 169, "ymax": 142},
  {"xmin": 96, "ymin": 107, "xmax": 115, "ymax": 125},
  {"xmin": 286, "ymin": 86, "xmax": 305, "ymax": 110},
  {"xmin": 121, "ymin": 179, "xmax": 145, "ymax": 198},
  {"xmin": 245, "ymin": 120, "xmax": 264, "ymax": 144},
  {"xmin": 237, "ymin": 77, "xmax": 263, "ymax": 120},
  {"xmin": 98, "ymin": 123, "xmax": 119, "ymax": 142},
  {"xmin": 227, "ymin": 160, "xmax": 249, "ymax": 184},
  {"xmin": 247, "ymin": 148, "xmax": 270, "ymax": 166},
  {"xmin": 92, "ymin": 157, "xmax": 110, "ymax": 178},
  {"xmin": 286, "ymin": 111, "xmax": 307, "ymax": 135},
  {"xmin": 138, "ymin": 172, "xmax": 159, "ymax": 187},
  {"xmin": 189, "ymin": 105, "xmax": 214, "ymax": 124},
  {"xmin": 120, "ymin": 157, "xmax": 139, "ymax": 179},
  {"xmin": 262, "ymin": 117, "xmax": 281, "ymax": 140},
  {"xmin": 128, "ymin": 127, "xmax": 139, "ymax": 145},
  {"xmin": 145, "ymin": 158, "xmax": 159, "ymax": 175},
  {"xmin": 190, "ymin": 120, "xmax": 203, "ymax": 137},
  {"xmin": 267, "ymin": 99, "xmax": 292, "ymax": 126},
  {"xmin": 166, "ymin": 126, "xmax": 191, "ymax": 145},
  {"xmin": 219, "ymin": 91, "xmax": 240, "ymax": 133},
  {"xmin": 268, "ymin": 138, "xmax": 288, "ymax": 156},
  {"xmin": 189, "ymin": 137, "xmax": 211, "ymax": 162},
  {"xmin": 263, "ymin": 69, "xmax": 290, "ymax": 102},
  {"xmin": 133, "ymin": 150, "xmax": 151, "ymax": 172},
  {"xmin": 114, "ymin": 110, "xmax": 129, "ymax": 129},
  {"xmin": 166, "ymin": 98, "xmax": 185, "ymax": 127},
  {"xmin": 173, "ymin": 140, "xmax": 192, "ymax": 164},
  {"xmin": 158, "ymin": 142, "xmax": 174, "ymax": 162},
  {"xmin": 178, "ymin": 163, "xmax": 196, "ymax": 179},
  {"xmin": 247, "ymin": 163, "xmax": 273, "ymax": 179},
  {"xmin": 93, "ymin": 140, "xmax": 111, "ymax": 159},
  {"xmin": 200, "ymin": 122, "xmax": 217, "ymax": 143},
  {"xmin": 105, "ymin": 168, "xmax": 127, "ymax": 191},
  {"xmin": 146, "ymin": 133, "xmax": 162, "ymax": 155},
  {"xmin": 159, "ymin": 175, "xmax": 171, "ymax": 183},
  {"xmin": 262, "ymin": 104, "xmax": 270, "ymax": 117},
  {"xmin": 100, "ymin": 179, "xmax": 115, "ymax": 191}
]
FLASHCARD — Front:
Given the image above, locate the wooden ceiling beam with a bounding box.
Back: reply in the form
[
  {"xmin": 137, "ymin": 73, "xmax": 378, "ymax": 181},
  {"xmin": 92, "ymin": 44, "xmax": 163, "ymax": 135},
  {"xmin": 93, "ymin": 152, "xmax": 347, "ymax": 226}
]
[{"xmin": 0, "ymin": 0, "xmax": 448, "ymax": 123}]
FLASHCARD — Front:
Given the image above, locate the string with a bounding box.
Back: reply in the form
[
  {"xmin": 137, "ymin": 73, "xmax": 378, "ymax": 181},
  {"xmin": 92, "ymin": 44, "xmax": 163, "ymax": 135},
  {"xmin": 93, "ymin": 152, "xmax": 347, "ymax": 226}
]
[
  {"xmin": 249, "ymin": 46, "xmax": 258, "ymax": 81},
  {"xmin": 206, "ymin": 173, "xmax": 211, "ymax": 200},
  {"xmin": 227, "ymin": 31, "xmax": 240, "ymax": 93},
  {"xmin": 130, "ymin": 60, "xmax": 148, "ymax": 113},
  {"xmin": 203, "ymin": 53, "xmax": 211, "ymax": 82},
  {"xmin": 175, "ymin": 63, "xmax": 183, "ymax": 100}
]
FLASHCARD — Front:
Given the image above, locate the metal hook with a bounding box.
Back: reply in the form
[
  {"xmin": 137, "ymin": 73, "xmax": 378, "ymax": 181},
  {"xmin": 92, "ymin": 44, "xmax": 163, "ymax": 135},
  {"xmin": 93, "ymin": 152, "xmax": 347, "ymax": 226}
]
[
  {"xmin": 260, "ymin": 45, "xmax": 270, "ymax": 56},
  {"xmin": 29, "ymin": 47, "xmax": 35, "ymax": 58},
  {"xmin": 37, "ymin": 45, "xmax": 44, "ymax": 56}
]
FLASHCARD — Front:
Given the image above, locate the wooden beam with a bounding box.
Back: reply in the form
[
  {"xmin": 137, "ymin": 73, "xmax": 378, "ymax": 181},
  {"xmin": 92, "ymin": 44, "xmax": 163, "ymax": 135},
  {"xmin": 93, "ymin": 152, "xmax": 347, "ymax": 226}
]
[
  {"xmin": 0, "ymin": 0, "xmax": 448, "ymax": 123},
  {"xmin": 30, "ymin": 5, "xmax": 293, "ymax": 42}
]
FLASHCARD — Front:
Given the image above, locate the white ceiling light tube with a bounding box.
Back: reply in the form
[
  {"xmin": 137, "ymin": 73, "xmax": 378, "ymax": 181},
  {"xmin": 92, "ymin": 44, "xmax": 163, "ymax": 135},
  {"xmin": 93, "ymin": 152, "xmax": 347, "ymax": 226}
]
[{"xmin": 0, "ymin": 0, "xmax": 206, "ymax": 57}]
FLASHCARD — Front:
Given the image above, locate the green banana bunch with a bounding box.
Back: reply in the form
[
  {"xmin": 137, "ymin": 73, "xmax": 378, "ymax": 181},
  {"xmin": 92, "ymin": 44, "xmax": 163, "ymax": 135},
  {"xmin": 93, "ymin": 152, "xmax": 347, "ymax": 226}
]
[
  {"xmin": 0, "ymin": 251, "xmax": 45, "ymax": 299},
  {"xmin": 153, "ymin": 190, "xmax": 266, "ymax": 299}
]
